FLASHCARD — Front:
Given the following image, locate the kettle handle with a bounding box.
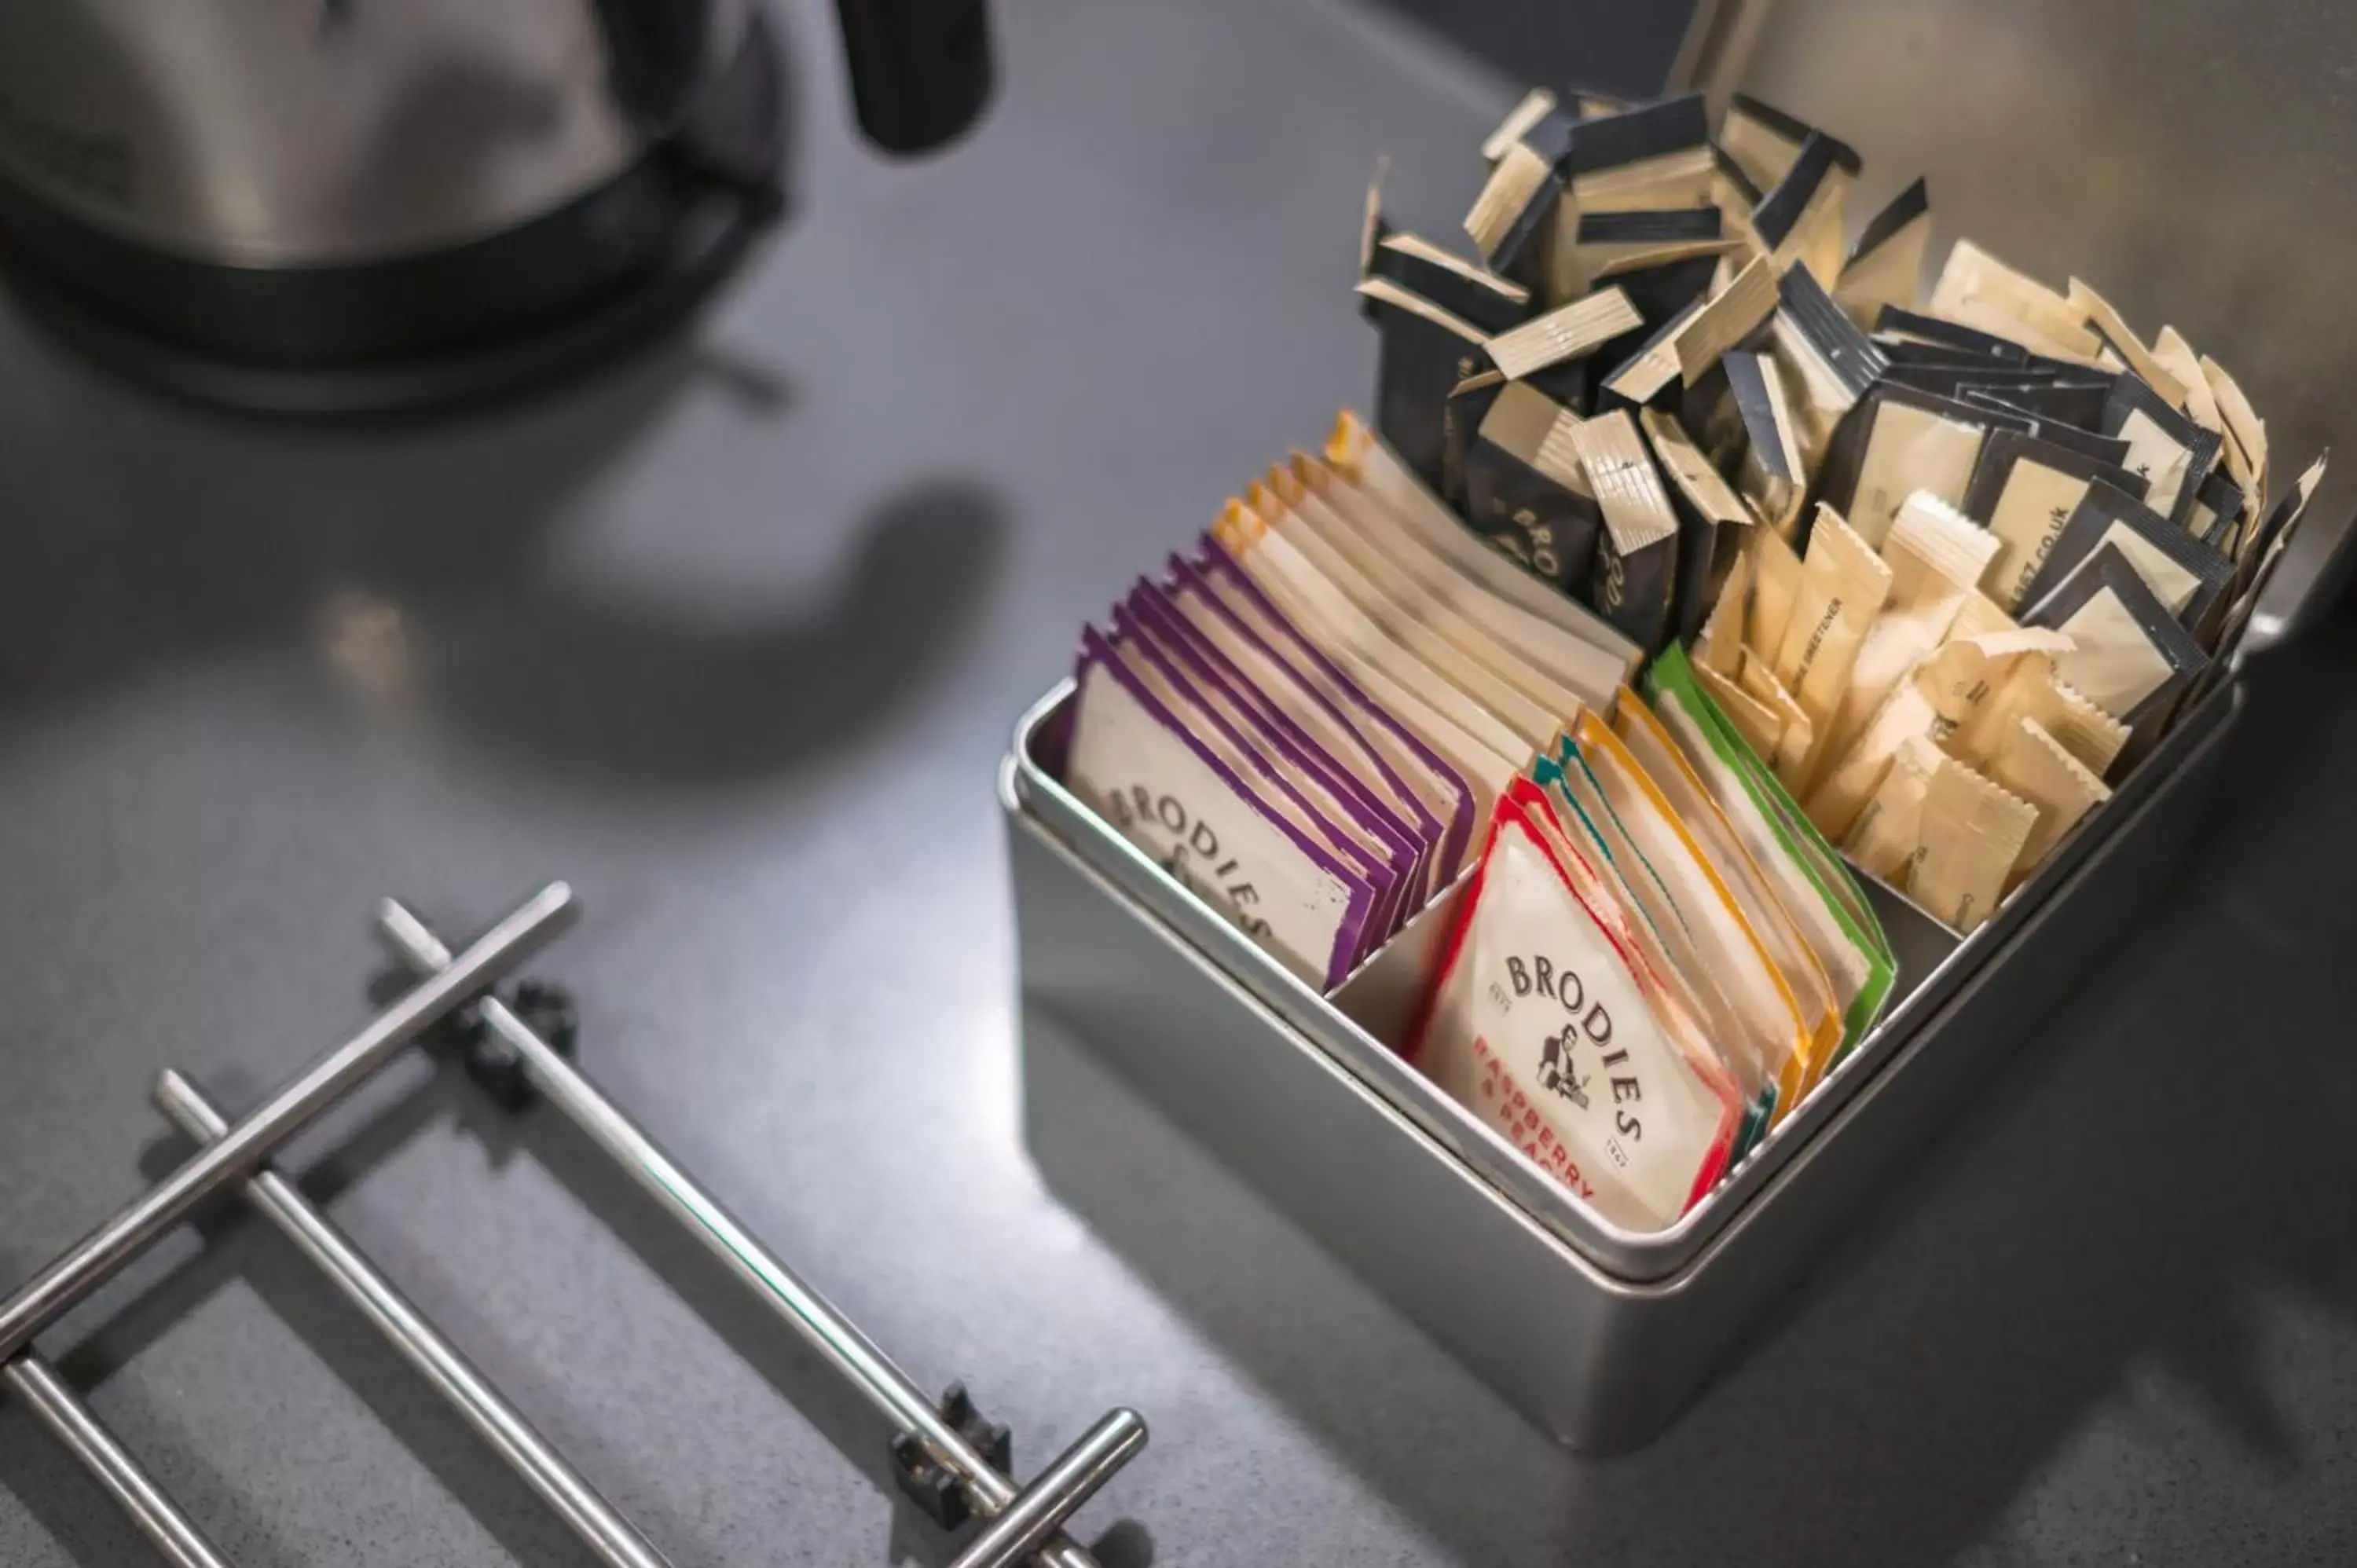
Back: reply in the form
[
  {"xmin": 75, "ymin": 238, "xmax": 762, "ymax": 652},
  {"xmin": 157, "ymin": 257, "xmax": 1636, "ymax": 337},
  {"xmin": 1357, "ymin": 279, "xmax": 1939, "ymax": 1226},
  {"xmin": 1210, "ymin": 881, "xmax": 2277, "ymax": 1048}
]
[{"xmin": 833, "ymin": 0, "xmax": 995, "ymax": 155}]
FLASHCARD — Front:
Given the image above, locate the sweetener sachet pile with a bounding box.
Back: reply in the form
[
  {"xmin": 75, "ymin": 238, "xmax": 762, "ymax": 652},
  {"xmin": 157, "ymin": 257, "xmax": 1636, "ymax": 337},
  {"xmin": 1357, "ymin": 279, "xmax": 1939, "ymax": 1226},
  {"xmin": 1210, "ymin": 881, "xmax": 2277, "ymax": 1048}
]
[{"xmin": 1056, "ymin": 85, "xmax": 2323, "ymax": 1233}]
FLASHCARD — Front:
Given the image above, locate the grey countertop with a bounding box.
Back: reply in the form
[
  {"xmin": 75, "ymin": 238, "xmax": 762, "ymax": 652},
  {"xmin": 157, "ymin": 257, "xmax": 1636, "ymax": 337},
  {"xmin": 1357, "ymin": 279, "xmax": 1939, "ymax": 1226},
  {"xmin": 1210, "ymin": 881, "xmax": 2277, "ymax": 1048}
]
[{"xmin": 5, "ymin": 2, "xmax": 2357, "ymax": 1564}]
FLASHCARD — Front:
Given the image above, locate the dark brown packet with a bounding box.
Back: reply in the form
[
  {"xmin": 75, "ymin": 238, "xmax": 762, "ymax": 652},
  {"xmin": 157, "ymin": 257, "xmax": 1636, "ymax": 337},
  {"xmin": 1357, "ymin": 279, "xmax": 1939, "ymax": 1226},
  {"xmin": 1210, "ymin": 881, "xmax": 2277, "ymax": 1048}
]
[
  {"xmin": 1356, "ymin": 276, "xmax": 1490, "ymax": 497},
  {"xmin": 1559, "ymin": 92, "xmax": 1710, "ymax": 181},
  {"xmin": 1960, "ymin": 430, "xmax": 2146, "ymax": 609},
  {"xmin": 2020, "ymin": 477, "xmax": 2234, "ymax": 632},
  {"xmin": 1463, "ymin": 380, "xmax": 1604, "ymax": 596},
  {"xmin": 1960, "ymin": 377, "xmax": 2113, "ymax": 433},
  {"xmin": 1835, "ymin": 178, "xmax": 1930, "ymax": 329},
  {"xmin": 1368, "ymin": 230, "xmax": 1535, "ymax": 336},
  {"xmin": 1465, "ymin": 140, "xmax": 1566, "ymax": 298},
  {"xmin": 1874, "ymin": 305, "xmax": 2030, "ymax": 361},
  {"xmin": 1584, "ymin": 252, "xmax": 1724, "ymax": 414},
  {"xmin": 1597, "ymin": 296, "xmax": 1705, "ymax": 412},
  {"xmin": 1570, "ymin": 410, "xmax": 1683, "ymax": 654},
  {"xmin": 2021, "ymin": 544, "xmax": 2209, "ymax": 764},
  {"xmin": 1440, "ymin": 368, "xmax": 1513, "ymax": 514},
  {"xmin": 2101, "ymin": 372, "xmax": 2225, "ymax": 527},
  {"xmin": 1722, "ymin": 93, "xmax": 1861, "ymax": 191},
  {"xmin": 1642, "ymin": 408, "xmax": 1753, "ymax": 646},
  {"xmin": 1724, "ymin": 350, "xmax": 1809, "ymax": 540},
  {"xmin": 1750, "ymin": 131, "xmax": 1845, "ymax": 281},
  {"xmin": 1958, "ymin": 389, "xmax": 2132, "ymax": 467}
]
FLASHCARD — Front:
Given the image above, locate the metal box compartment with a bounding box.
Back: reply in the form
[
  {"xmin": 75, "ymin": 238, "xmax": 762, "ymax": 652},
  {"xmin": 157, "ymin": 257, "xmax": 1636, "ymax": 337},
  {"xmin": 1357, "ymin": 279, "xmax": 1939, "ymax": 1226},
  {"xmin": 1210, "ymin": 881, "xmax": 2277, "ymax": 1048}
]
[{"xmin": 1002, "ymin": 0, "xmax": 2357, "ymax": 1452}]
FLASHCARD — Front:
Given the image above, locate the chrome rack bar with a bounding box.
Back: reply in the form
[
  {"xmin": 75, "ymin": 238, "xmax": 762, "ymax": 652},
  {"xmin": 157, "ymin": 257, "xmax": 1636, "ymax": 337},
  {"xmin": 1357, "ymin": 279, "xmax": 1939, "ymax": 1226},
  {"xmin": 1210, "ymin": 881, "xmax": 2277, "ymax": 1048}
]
[
  {"xmin": 0, "ymin": 883, "xmax": 577, "ymax": 1366},
  {"xmin": 150, "ymin": 1069, "xmax": 673, "ymax": 1568},
  {"xmin": 0, "ymin": 1355, "xmax": 234, "ymax": 1568},
  {"xmin": 375, "ymin": 898, "xmax": 1147, "ymax": 1568}
]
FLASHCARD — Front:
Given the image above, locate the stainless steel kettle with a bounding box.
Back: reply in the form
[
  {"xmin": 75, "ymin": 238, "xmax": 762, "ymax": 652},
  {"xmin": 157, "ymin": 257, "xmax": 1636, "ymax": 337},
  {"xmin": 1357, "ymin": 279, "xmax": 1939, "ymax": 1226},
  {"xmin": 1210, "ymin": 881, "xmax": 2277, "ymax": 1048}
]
[{"xmin": 0, "ymin": 0, "xmax": 993, "ymax": 413}]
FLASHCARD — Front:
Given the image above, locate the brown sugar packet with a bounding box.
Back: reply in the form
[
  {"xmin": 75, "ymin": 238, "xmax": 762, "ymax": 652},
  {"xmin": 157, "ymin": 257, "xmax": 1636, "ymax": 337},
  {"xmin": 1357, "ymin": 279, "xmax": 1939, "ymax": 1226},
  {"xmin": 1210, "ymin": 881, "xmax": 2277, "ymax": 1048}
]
[
  {"xmin": 1673, "ymin": 254, "xmax": 1780, "ymax": 389},
  {"xmin": 1874, "ymin": 304, "xmax": 2033, "ymax": 361},
  {"xmin": 2102, "ymin": 371, "xmax": 2225, "ymax": 526},
  {"xmin": 1824, "ymin": 383, "xmax": 2007, "ymax": 550},
  {"xmin": 1485, "ymin": 287, "xmax": 1646, "ymax": 383},
  {"xmin": 1956, "ymin": 388, "xmax": 2133, "ymax": 469},
  {"xmin": 2064, "ymin": 279, "xmax": 2188, "ymax": 405},
  {"xmin": 1960, "ymin": 430, "xmax": 2146, "ymax": 612},
  {"xmin": 1640, "ymin": 406, "xmax": 1754, "ymax": 646},
  {"xmin": 1928, "ymin": 239, "xmax": 2105, "ymax": 362},
  {"xmin": 2185, "ymin": 468, "xmax": 2247, "ymax": 553},
  {"xmin": 2022, "ymin": 544, "xmax": 2209, "ymax": 732},
  {"xmin": 1835, "ymin": 178, "xmax": 1930, "ymax": 331},
  {"xmin": 2022, "ymin": 478, "xmax": 2234, "ymax": 631},
  {"xmin": 1598, "ymin": 296, "xmax": 1705, "ymax": 410},
  {"xmin": 1356, "ymin": 276, "xmax": 1490, "ymax": 497},
  {"xmin": 1571, "ymin": 409, "xmax": 1684, "ymax": 654},
  {"xmin": 1988, "ymin": 716, "xmax": 2111, "ymax": 889},
  {"xmin": 1465, "ymin": 381, "xmax": 1604, "ymax": 597},
  {"xmin": 1908, "ymin": 753, "xmax": 2037, "ymax": 935}
]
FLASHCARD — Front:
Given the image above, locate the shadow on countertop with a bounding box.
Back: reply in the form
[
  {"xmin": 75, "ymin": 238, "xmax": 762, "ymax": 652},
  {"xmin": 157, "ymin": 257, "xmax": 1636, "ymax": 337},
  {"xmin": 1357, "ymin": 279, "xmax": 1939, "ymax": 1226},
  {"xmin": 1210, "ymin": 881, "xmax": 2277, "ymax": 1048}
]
[
  {"xmin": 0, "ymin": 325, "xmax": 1010, "ymax": 796},
  {"xmin": 1017, "ymin": 607, "xmax": 2357, "ymax": 1567}
]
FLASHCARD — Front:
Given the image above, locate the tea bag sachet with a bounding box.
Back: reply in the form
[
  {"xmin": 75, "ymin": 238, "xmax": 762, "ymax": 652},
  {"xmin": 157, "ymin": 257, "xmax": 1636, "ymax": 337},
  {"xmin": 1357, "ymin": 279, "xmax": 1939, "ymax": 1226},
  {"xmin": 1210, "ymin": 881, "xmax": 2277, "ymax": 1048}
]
[
  {"xmin": 1238, "ymin": 475, "xmax": 1567, "ymax": 749},
  {"xmin": 1105, "ymin": 608, "xmax": 1411, "ymax": 943},
  {"xmin": 1161, "ymin": 553, "xmax": 1472, "ymax": 890},
  {"xmin": 1648, "ymin": 643, "xmax": 1897, "ymax": 1047},
  {"xmin": 1068, "ymin": 625, "xmax": 1380, "ymax": 988},
  {"xmin": 1275, "ymin": 462, "xmax": 1598, "ymax": 731},
  {"xmin": 1770, "ymin": 504, "xmax": 1894, "ymax": 790},
  {"xmin": 1616, "ymin": 691, "xmax": 1845, "ymax": 1092},
  {"xmin": 1826, "ymin": 491, "xmax": 2002, "ymax": 765},
  {"xmin": 2020, "ymin": 478, "xmax": 2234, "ymax": 632},
  {"xmin": 1959, "ymin": 430, "xmax": 2145, "ymax": 611},
  {"xmin": 1835, "ymin": 177, "xmax": 1930, "ymax": 331},
  {"xmin": 1718, "ymin": 93, "xmax": 1854, "ymax": 195},
  {"xmin": 1598, "ymin": 297, "xmax": 1705, "ymax": 410},
  {"xmin": 1481, "ymin": 89, "xmax": 1560, "ymax": 165},
  {"xmin": 1413, "ymin": 797, "xmax": 1742, "ymax": 1230},
  {"xmin": 1574, "ymin": 713, "xmax": 1820, "ymax": 1116},
  {"xmin": 1464, "ymin": 381, "xmax": 1604, "ymax": 595},
  {"xmin": 1323, "ymin": 412, "xmax": 1644, "ymax": 692},
  {"xmin": 1308, "ymin": 442, "xmax": 1634, "ymax": 712},
  {"xmin": 1569, "ymin": 409, "xmax": 1684, "ymax": 655},
  {"xmin": 1527, "ymin": 760, "xmax": 1772, "ymax": 1145},
  {"xmin": 1211, "ymin": 499, "xmax": 1543, "ymax": 768},
  {"xmin": 2066, "ymin": 280, "xmax": 2186, "ymax": 405}
]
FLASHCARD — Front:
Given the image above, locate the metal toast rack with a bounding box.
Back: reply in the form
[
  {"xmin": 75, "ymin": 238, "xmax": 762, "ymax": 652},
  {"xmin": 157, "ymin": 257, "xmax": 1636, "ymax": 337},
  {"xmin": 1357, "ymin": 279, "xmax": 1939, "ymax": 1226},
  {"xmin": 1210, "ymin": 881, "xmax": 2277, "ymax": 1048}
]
[{"xmin": 0, "ymin": 883, "xmax": 1149, "ymax": 1568}]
